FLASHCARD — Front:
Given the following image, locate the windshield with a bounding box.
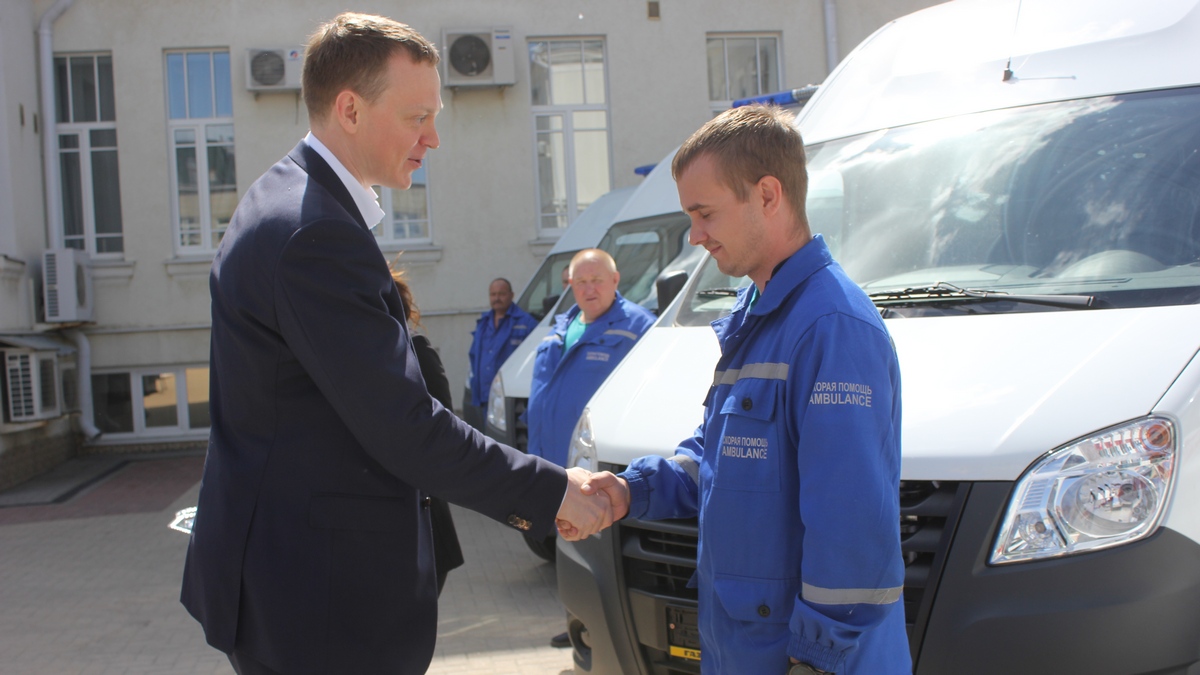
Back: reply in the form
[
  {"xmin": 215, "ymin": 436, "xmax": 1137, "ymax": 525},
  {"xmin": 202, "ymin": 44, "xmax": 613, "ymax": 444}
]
[
  {"xmin": 678, "ymin": 86, "xmax": 1200, "ymax": 325},
  {"xmin": 517, "ymin": 250, "xmax": 575, "ymax": 321},
  {"xmin": 597, "ymin": 213, "xmax": 691, "ymax": 311}
]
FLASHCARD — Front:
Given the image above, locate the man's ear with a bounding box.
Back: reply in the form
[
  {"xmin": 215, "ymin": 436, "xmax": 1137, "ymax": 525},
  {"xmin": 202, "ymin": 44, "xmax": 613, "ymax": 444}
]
[
  {"xmin": 333, "ymin": 89, "xmax": 361, "ymax": 134},
  {"xmin": 757, "ymin": 175, "xmax": 784, "ymax": 218}
]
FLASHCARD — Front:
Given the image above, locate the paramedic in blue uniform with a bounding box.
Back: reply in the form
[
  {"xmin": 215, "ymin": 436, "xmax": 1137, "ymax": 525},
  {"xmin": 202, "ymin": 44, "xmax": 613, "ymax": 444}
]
[
  {"xmin": 526, "ymin": 248, "xmax": 656, "ymax": 468},
  {"xmin": 585, "ymin": 105, "xmax": 910, "ymax": 675},
  {"xmin": 526, "ymin": 247, "xmax": 656, "ymax": 649},
  {"xmin": 466, "ymin": 278, "xmax": 535, "ymax": 427}
]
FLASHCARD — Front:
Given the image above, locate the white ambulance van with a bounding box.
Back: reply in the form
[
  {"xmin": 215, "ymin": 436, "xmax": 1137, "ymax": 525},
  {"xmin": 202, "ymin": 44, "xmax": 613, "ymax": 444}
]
[{"xmin": 558, "ymin": 1, "xmax": 1200, "ymax": 673}]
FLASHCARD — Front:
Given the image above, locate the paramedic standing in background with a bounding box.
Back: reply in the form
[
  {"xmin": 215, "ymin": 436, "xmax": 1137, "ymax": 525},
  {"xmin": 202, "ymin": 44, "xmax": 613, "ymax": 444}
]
[
  {"xmin": 526, "ymin": 248, "xmax": 656, "ymax": 469},
  {"xmin": 585, "ymin": 105, "xmax": 911, "ymax": 675},
  {"xmin": 526, "ymin": 247, "xmax": 656, "ymax": 648},
  {"xmin": 466, "ymin": 278, "xmax": 534, "ymax": 427}
]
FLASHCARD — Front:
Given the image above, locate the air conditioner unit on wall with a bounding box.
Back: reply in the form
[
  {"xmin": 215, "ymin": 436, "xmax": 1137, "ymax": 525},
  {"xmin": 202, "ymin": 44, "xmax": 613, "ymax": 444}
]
[
  {"xmin": 42, "ymin": 248, "xmax": 93, "ymax": 323},
  {"xmin": 442, "ymin": 28, "xmax": 516, "ymax": 88},
  {"xmin": 246, "ymin": 47, "xmax": 304, "ymax": 91},
  {"xmin": 2, "ymin": 349, "xmax": 60, "ymax": 423}
]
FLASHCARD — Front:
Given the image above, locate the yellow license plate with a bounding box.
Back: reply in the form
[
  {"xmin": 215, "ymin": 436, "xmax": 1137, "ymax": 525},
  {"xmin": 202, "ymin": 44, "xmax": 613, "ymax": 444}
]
[{"xmin": 669, "ymin": 646, "xmax": 701, "ymax": 661}]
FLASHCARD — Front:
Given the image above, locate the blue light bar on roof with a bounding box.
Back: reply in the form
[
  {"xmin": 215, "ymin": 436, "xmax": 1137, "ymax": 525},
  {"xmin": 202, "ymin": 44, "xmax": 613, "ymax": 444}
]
[
  {"xmin": 634, "ymin": 163, "xmax": 656, "ymax": 176},
  {"xmin": 732, "ymin": 85, "xmax": 818, "ymax": 109}
]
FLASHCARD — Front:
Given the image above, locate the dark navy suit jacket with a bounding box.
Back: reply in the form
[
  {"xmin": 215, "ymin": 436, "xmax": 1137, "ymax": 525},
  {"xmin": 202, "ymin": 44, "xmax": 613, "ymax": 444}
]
[{"xmin": 180, "ymin": 141, "xmax": 567, "ymax": 674}]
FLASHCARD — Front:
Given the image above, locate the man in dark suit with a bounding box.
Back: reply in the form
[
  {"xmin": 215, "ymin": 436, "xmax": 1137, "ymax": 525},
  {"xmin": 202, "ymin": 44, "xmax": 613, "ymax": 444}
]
[{"xmin": 180, "ymin": 13, "xmax": 611, "ymax": 675}]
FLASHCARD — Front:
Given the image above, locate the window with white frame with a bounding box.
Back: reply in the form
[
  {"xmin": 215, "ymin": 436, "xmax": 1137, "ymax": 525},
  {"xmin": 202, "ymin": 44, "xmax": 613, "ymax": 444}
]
[
  {"xmin": 707, "ymin": 34, "xmax": 781, "ymax": 113},
  {"xmin": 528, "ymin": 39, "xmax": 612, "ymax": 235},
  {"xmin": 165, "ymin": 50, "xmax": 236, "ymax": 254},
  {"xmin": 91, "ymin": 365, "xmax": 210, "ymax": 436},
  {"xmin": 374, "ymin": 165, "xmax": 432, "ymax": 245},
  {"xmin": 54, "ymin": 54, "xmax": 124, "ymax": 256}
]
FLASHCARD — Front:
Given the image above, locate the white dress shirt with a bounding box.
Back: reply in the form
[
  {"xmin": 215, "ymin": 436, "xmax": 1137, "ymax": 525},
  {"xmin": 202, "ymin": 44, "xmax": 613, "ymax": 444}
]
[{"xmin": 303, "ymin": 131, "xmax": 386, "ymax": 230}]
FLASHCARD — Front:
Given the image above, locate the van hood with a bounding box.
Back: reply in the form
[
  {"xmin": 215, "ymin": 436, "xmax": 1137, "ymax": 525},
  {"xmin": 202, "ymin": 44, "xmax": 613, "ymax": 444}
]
[{"xmin": 588, "ymin": 305, "xmax": 1200, "ymax": 481}]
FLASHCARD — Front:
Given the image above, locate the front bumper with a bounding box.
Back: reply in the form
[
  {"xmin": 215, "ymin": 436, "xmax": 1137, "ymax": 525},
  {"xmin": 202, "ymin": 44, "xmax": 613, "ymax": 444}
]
[
  {"xmin": 917, "ymin": 482, "xmax": 1200, "ymax": 675},
  {"xmin": 561, "ymin": 479, "xmax": 1200, "ymax": 675},
  {"xmin": 558, "ymin": 532, "xmax": 650, "ymax": 674}
]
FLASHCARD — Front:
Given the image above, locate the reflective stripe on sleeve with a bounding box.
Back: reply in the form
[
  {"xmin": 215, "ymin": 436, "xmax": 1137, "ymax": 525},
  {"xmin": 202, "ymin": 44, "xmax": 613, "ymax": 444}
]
[
  {"xmin": 712, "ymin": 362, "xmax": 790, "ymax": 386},
  {"xmin": 802, "ymin": 582, "xmax": 902, "ymax": 606},
  {"xmin": 669, "ymin": 454, "xmax": 700, "ymax": 485},
  {"xmin": 604, "ymin": 329, "xmax": 640, "ymax": 341}
]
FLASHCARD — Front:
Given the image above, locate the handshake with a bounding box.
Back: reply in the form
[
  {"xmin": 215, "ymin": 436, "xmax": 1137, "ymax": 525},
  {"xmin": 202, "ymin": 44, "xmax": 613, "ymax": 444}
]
[{"xmin": 554, "ymin": 467, "xmax": 631, "ymax": 541}]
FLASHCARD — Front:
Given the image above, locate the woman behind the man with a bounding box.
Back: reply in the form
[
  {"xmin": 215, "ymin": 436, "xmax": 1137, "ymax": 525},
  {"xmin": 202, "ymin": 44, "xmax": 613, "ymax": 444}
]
[{"xmin": 391, "ymin": 265, "xmax": 465, "ymax": 594}]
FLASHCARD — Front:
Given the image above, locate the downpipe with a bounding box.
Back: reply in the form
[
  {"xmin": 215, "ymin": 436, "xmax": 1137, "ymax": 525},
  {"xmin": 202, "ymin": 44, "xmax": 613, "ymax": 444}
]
[{"xmin": 65, "ymin": 329, "xmax": 101, "ymax": 441}]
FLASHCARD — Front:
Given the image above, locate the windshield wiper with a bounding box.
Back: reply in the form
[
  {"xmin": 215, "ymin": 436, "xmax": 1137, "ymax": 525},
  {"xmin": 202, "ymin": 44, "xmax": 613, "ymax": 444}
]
[
  {"xmin": 868, "ymin": 282, "xmax": 1094, "ymax": 309},
  {"xmin": 696, "ymin": 287, "xmax": 742, "ymax": 298}
]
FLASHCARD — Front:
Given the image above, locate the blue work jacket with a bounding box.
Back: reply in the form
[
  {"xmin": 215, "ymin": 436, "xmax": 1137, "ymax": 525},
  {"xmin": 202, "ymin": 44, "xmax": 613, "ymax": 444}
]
[
  {"xmin": 468, "ymin": 304, "xmax": 536, "ymax": 407},
  {"xmin": 526, "ymin": 293, "xmax": 656, "ymax": 467},
  {"xmin": 622, "ymin": 236, "xmax": 910, "ymax": 675}
]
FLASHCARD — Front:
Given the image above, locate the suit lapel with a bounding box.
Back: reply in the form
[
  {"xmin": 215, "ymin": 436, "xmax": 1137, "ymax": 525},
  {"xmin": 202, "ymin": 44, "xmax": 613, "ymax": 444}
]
[
  {"xmin": 287, "ymin": 140, "xmax": 369, "ymax": 230},
  {"xmin": 287, "ymin": 140, "xmax": 409, "ymax": 326}
]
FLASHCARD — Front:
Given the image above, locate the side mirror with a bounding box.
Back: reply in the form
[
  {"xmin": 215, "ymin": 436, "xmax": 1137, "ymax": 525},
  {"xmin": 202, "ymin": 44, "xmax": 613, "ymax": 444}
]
[{"xmin": 655, "ymin": 270, "xmax": 688, "ymax": 315}]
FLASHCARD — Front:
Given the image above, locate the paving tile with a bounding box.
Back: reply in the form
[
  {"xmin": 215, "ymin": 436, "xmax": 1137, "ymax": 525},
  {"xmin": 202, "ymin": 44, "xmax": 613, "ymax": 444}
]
[
  {"xmin": 0, "ymin": 455, "xmax": 578, "ymax": 674},
  {"xmin": 0, "ymin": 455, "xmax": 126, "ymax": 507}
]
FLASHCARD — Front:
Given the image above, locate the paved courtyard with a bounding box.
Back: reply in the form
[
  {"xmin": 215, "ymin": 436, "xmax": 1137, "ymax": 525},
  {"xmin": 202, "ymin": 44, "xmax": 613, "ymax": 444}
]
[{"xmin": 0, "ymin": 453, "xmax": 575, "ymax": 675}]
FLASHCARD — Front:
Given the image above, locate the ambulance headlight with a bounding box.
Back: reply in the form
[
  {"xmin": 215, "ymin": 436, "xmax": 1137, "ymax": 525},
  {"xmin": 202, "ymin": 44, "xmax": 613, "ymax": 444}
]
[
  {"xmin": 486, "ymin": 373, "xmax": 506, "ymax": 433},
  {"xmin": 990, "ymin": 416, "xmax": 1176, "ymax": 565},
  {"xmin": 566, "ymin": 408, "xmax": 597, "ymax": 472}
]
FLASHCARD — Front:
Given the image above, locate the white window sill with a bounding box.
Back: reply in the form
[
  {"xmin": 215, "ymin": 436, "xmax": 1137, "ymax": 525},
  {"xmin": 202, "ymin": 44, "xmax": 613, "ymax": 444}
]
[
  {"xmin": 164, "ymin": 256, "xmax": 214, "ymax": 278},
  {"xmin": 90, "ymin": 258, "xmax": 136, "ymax": 280},
  {"xmin": 528, "ymin": 235, "xmax": 561, "ymax": 258}
]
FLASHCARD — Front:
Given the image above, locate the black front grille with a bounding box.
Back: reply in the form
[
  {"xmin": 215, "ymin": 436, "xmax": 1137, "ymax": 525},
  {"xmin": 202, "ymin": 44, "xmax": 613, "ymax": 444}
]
[
  {"xmin": 622, "ymin": 517, "xmax": 700, "ymax": 602},
  {"xmin": 900, "ymin": 480, "xmax": 968, "ymax": 657},
  {"xmin": 616, "ymin": 479, "xmax": 969, "ymax": 670},
  {"xmin": 508, "ymin": 397, "xmax": 528, "ymax": 452}
]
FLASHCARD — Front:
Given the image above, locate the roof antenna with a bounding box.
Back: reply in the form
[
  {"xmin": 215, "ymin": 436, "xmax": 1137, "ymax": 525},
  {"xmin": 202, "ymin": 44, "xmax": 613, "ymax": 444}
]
[{"xmin": 1002, "ymin": 0, "xmax": 1024, "ymax": 82}]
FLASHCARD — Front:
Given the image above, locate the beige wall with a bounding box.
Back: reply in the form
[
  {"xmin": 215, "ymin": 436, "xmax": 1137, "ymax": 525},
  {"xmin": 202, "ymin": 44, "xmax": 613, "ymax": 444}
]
[
  {"xmin": 17, "ymin": 0, "xmax": 942, "ymax": 440},
  {"xmin": 0, "ymin": 0, "xmax": 46, "ymax": 332}
]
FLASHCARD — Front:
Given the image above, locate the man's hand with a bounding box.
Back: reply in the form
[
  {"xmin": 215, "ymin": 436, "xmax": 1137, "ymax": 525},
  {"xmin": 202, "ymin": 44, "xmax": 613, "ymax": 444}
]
[
  {"xmin": 580, "ymin": 471, "xmax": 630, "ymax": 522},
  {"xmin": 556, "ymin": 467, "xmax": 614, "ymax": 540}
]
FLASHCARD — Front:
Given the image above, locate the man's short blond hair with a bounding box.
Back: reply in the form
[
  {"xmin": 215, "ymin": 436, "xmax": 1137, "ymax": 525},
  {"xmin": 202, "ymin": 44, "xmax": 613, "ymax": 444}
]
[
  {"xmin": 303, "ymin": 12, "xmax": 439, "ymax": 124},
  {"xmin": 672, "ymin": 105, "xmax": 809, "ymax": 227},
  {"xmin": 569, "ymin": 248, "xmax": 618, "ymax": 276}
]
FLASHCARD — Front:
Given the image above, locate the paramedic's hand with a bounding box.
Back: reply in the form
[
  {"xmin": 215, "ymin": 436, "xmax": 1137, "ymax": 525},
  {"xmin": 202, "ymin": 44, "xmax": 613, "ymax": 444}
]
[
  {"xmin": 580, "ymin": 471, "xmax": 630, "ymax": 524},
  {"xmin": 556, "ymin": 467, "xmax": 614, "ymax": 540}
]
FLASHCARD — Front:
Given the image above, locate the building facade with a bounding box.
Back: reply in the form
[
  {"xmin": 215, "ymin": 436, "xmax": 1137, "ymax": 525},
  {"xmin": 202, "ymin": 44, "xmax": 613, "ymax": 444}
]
[{"xmin": 0, "ymin": 0, "xmax": 939, "ymax": 489}]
